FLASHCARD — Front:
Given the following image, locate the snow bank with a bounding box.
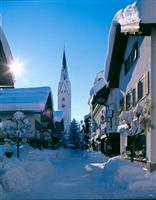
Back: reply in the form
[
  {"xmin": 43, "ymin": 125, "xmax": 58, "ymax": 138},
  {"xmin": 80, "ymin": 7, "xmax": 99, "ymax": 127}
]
[
  {"xmin": 0, "ymin": 184, "xmax": 6, "ymax": 200},
  {"xmin": 102, "ymin": 157, "xmax": 146, "ymax": 185},
  {"xmin": 2, "ymin": 158, "xmax": 29, "ymax": 193},
  {"xmin": 23, "ymin": 159, "xmax": 54, "ymax": 181},
  {"xmin": 82, "ymin": 150, "xmax": 108, "ymax": 163},
  {"xmin": 0, "ymin": 148, "xmax": 155, "ymax": 199},
  {"xmin": 129, "ymin": 171, "xmax": 156, "ymax": 191}
]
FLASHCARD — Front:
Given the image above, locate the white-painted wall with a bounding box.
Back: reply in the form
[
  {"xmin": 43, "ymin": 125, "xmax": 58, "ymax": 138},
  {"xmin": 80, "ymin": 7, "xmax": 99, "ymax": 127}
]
[
  {"xmin": 149, "ymin": 28, "xmax": 156, "ymax": 165},
  {"xmin": 118, "ymin": 35, "xmax": 153, "ymax": 162},
  {"xmin": 119, "ymin": 35, "xmax": 151, "ymax": 95}
]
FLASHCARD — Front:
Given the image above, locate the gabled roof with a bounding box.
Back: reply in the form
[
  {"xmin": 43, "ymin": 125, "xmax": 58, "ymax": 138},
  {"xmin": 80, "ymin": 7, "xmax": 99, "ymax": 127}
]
[{"xmin": 0, "ymin": 86, "xmax": 53, "ymax": 113}]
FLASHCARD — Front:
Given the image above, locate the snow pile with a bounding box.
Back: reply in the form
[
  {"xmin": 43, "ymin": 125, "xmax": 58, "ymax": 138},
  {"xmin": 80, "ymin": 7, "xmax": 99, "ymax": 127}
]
[
  {"xmin": 118, "ymin": 100, "xmax": 153, "ymax": 136},
  {"xmin": 129, "ymin": 172, "xmax": 156, "ymax": 191},
  {"xmin": 82, "ymin": 150, "xmax": 108, "ymax": 163},
  {"xmin": 102, "ymin": 157, "xmax": 146, "ymax": 185},
  {"xmin": 1, "ymin": 159, "xmax": 29, "ymax": 193},
  {"xmin": 0, "ymin": 148, "xmax": 155, "ymax": 199},
  {"xmin": 115, "ymin": 2, "xmax": 140, "ymax": 33},
  {"xmin": 23, "ymin": 159, "xmax": 54, "ymax": 181},
  {"xmin": 13, "ymin": 112, "xmax": 24, "ymax": 120}
]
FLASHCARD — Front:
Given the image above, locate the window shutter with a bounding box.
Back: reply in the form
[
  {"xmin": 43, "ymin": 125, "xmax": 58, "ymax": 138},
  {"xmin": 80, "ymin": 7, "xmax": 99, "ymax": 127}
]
[
  {"xmin": 144, "ymin": 71, "xmax": 149, "ymax": 95},
  {"xmin": 124, "ymin": 95, "xmax": 126, "ymax": 111},
  {"xmin": 136, "ymin": 81, "xmax": 138, "ymax": 102},
  {"xmin": 143, "ymin": 74, "xmax": 146, "ymax": 97}
]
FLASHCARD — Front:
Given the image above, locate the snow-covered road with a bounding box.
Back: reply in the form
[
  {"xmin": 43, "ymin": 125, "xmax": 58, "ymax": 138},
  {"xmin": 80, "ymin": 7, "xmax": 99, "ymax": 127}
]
[{"xmin": 0, "ymin": 148, "xmax": 156, "ymax": 199}]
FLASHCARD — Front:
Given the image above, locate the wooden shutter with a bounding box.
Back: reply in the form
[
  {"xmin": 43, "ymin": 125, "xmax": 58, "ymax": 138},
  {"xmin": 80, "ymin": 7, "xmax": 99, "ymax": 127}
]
[
  {"xmin": 136, "ymin": 81, "xmax": 138, "ymax": 102},
  {"xmin": 124, "ymin": 95, "xmax": 126, "ymax": 111},
  {"xmin": 144, "ymin": 71, "xmax": 149, "ymax": 96}
]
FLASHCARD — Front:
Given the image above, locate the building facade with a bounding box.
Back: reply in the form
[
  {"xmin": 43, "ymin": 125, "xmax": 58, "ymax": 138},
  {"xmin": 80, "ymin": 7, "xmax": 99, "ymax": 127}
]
[
  {"xmin": 58, "ymin": 50, "xmax": 71, "ymax": 131},
  {"xmin": 88, "ymin": 0, "xmax": 156, "ymax": 171}
]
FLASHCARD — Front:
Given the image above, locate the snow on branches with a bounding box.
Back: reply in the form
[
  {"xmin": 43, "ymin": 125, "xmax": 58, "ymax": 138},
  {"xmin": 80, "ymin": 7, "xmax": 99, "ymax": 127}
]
[
  {"xmin": 118, "ymin": 99, "xmax": 153, "ymax": 136},
  {"xmin": 1, "ymin": 112, "xmax": 32, "ymax": 139}
]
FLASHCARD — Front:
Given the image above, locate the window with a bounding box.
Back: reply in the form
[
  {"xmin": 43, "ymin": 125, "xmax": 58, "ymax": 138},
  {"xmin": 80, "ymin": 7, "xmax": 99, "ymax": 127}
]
[
  {"xmin": 131, "ymin": 42, "xmax": 138, "ymax": 63},
  {"xmin": 62, "ymin": 104, "xmax": 65, "ymax": 108},
  {"xmin": 124, "ymin": 42, "xmax": 138, "ymax": 75},
  {"xmin": 120, "ymin": 97, "xmax": 124, "ymax": 111},
  {"xmin": 138, "ymin": 78, "xmax": 144, "ymax": 101},
  {"xmin": 132, "ymin": 88, "xmax": 136, "ymax": 107},
  {"xmin": 126, "ymin": 92, "xmax": 131, "ymax": 110},
  {"xmin": 62, "ymin": 97, "xmax": 65, "ymax": 101}
]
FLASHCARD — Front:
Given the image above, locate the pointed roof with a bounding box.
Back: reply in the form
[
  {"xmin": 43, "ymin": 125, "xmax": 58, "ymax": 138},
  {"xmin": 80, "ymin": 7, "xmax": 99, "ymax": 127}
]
[
  {"xmin": 62, "ymin": 49, "xmax": 67, "ymax": 69},
  {"xmin": 59, "ymin": 49, "xmax": 70, "ymax": 81}
]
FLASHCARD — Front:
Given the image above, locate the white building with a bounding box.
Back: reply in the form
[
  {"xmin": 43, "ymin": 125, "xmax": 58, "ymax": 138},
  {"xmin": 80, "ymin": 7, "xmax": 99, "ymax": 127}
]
[
  {"xmin": 58, "ymin": 50, "xmax": 71, "ymax": 131},
  {"xmin": 0, "ymin": 87, "xmax": 54, "ymax": 134},
  {"xmin": 104, "ymin": 0, "xmax": 156, "ymax": 171}
]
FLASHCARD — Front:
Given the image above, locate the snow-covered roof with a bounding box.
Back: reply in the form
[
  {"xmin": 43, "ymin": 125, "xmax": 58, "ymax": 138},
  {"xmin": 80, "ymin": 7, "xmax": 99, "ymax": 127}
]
[
  {"xmin": 93, "ymin": 71, "xmax": 104, "ymax": 84},
  {"xmin": 90, "ymin": 71, "xmax": 107, "ymax": 98},
  {"xmin": 0, "ymin": 26, "xmax": 13, "ymax": 63},
  {"xmin": 0, "ymin": 26, "xmax": 14, "ymax": 86},
  {"xmin": 54, "ymin": 110, "xmax": 64, "ymax": 122},
  {"xmin": 84, "ymin": 113, "xmax": 91, "ymax": 121},
  {"xmin": 104, "ymin": 0, "xmax": 156, "ymax": 82},
  {"xmin": 0, "ymin": 87, "xmax": 53, "ymax": 113}
]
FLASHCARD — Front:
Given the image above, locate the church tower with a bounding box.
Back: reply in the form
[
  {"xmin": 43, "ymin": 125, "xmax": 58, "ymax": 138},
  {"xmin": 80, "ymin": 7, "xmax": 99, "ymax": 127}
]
[{"xmin": 58, "ymin": 50, "xmax": 71, "ymax": 131}]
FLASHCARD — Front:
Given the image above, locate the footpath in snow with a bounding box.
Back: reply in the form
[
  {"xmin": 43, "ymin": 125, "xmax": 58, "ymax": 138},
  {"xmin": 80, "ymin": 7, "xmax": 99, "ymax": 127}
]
[{"xmin": 0, "ymin": 147, "xmax": 156, "ymax": 199}]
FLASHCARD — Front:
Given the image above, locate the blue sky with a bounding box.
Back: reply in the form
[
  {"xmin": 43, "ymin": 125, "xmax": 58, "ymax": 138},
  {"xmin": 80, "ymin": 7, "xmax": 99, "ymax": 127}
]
[{"xmin": 0, "ymin": 0, "xmax": 134, "ymax": 122}]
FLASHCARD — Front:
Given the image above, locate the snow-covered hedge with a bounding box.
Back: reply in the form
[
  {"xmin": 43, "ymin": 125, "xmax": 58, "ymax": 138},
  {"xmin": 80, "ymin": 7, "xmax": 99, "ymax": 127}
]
[{"xmin": 118, "ymin": 99, "xmax": 153, "ymax": 136}]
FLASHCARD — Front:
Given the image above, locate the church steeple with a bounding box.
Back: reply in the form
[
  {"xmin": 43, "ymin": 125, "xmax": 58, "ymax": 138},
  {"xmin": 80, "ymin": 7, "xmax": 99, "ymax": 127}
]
[
  {"xmin": 62, "ymin": 49, "xmax": 67, "ymax": 69},
  {"xmin": 58, "ymin": 49, "xmax": 71, "ymax": 131},
  {"xmin": 60, "ymin": 50, "xmax": 69, "ymax": 81}
]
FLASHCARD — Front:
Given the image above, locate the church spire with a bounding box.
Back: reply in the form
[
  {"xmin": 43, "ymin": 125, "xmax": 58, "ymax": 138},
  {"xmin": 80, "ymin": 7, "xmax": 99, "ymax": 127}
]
[
  {"xmin": 62, "ymin": 49, "xmax": 67, "ymax": 69},
  {"xmin": 60, "ymin": 49, "xmax": 69, "ymax": 81},
  {"xmin": 58, "ymin": 48, "xmax": 71, "ymax": 131}
]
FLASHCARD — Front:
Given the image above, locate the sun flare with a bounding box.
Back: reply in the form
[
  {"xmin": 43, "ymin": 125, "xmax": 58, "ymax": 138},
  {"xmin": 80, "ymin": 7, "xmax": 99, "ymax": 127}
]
[{"xmin": 9, "ymin": 60, "xmax": 24, "ymax": 77}]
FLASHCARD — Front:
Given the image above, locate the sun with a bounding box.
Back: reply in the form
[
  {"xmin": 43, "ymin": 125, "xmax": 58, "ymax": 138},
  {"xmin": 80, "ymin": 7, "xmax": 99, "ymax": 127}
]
[{"xmin": 9, "ymin": 60, "xmax": 24, "ymax": 77}]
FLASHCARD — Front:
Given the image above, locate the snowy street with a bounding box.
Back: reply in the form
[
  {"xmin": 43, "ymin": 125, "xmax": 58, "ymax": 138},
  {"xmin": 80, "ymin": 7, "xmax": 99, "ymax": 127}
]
[{"xmin": 0, "ymin": 148, "xmax": 156, "ymax": 199}]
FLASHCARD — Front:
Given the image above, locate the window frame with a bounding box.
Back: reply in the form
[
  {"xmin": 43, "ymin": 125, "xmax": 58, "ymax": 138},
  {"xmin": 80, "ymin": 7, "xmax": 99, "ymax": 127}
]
[
  {"xmin": 132, "ymin": 88, "xmax": 136, "ymax": 107},
  {"xmin": 124, "ymin": 42, "xmax": 139, "ymax": 75},
  {"xmin": 126, "ymin": 92, "xmax": 131, "ymax": 110},
  {"xmin": 137, "ymin": 77, "xmax": 144, "ymax": 101}
]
